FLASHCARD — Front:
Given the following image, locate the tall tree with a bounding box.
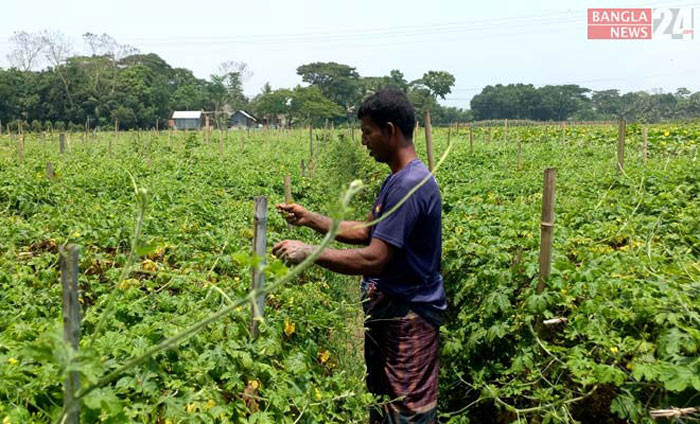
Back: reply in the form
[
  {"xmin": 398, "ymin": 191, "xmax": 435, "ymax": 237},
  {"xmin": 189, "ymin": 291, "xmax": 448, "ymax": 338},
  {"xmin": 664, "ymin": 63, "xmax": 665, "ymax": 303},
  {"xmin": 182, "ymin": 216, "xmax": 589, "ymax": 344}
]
[{"xmin": 296, "ymin": 62, "xmax": 360, "ymax": 112}]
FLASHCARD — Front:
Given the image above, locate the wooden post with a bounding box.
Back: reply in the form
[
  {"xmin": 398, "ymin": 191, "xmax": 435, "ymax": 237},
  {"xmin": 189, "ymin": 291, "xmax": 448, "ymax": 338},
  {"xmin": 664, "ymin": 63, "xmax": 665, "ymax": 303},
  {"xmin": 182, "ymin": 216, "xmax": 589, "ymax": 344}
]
[
  {"xmin": 59, "ymin": 133, "xmax": 66, "ymax": 154},
  {"xmin": 284, "ymin": 175, "xmax": 292, "ymax": 204},
  {"xmin": 218, "ymin": 129, "xmax": 224, "ymax": 155},
  {"xmin": 301, "ymin": 159, "xmax": 306, "ymax": 177},
  {"xmin": 517, "ymin": 136, "xmax": 523, "ymax": 170},
  {"xmin": 351, "ymin": 124, "xmax": 355, "ymax": 143},
  {"xmin": 323, "ymin": 119, "xmax": 328, "ymax": 148},
  {"xmin": 537, "ymin": 169, "xmax": 557, "ymax": 293},
  {"xmin": 561, "ymin": 122, "xmax": 566, "ymax": 148},
  {"xmin": 642, "ymin": 126, "xmax": 648, "ymax": 164},
  {"xmin": 424, "ymin": 110, "xmax": 435, "ymax": 172},
  {"xmin": 46, "ymin": 162, "xmax": 54, "ymax": 179},
  {"xmin": 309, "ymin": 123, "xmax": 314, "ymax": 163},
  {"xmin": 469, "ymin": 125, "xmax": 474, "ymax": 153},
  {"xmin": 617, "ymin": 119, "xmax": 626, "ymax": 172},
  {"xmin": 17, "ymin": 136, "xmax": 24, "ymax": 162},
  {"xmin": 250, "ymin": 196, "xmax": 268, "ymax": 339},
  {"xmin": 0, "ymin": 119, "xmax": 3, "ymax": 136},
  {"xmin": 60, "ymin": 244, "xmax": 81, "ymax": 424},
  {"xmin": 504, "ymin": 119, "xmax": 508, "ymax": 141}
]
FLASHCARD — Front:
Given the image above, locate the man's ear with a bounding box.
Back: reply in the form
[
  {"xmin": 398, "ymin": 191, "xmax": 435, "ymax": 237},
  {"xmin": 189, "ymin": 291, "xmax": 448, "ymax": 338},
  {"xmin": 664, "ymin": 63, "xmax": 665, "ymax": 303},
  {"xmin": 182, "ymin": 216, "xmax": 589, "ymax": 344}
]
[{"xmin": 384, "ymin": 122, "xmax": 397, "ymax": 138}]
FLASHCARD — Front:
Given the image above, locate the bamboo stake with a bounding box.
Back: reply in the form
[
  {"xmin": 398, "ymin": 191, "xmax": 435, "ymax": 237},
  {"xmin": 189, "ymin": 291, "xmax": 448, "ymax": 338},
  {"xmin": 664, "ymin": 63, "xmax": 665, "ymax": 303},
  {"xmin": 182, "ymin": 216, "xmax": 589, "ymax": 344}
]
[
  {"xmin": 642, "ymin": 126, "xmax": 648, "ymax": 163},
  {"xmin": 60, "ymin": 133, "xmax": 66, "ymax": 154},
  {"xmin": 250, "ymin": 196, "xmax": 268, "ymax": 339},
  {"xmin": 537, "ymin": 168, "xmax": 557, "ymax": 293},
  {"xmin": 617, "ymin": 119, "xmax": 626, "ymax": 172},
  {"xmin": 60, "ymin": 245, "xmax": 81, "ymax": 424},
  {"xmin": 517, "ymin": 136, "xmax": 523, "ymax": 170},
  {"xmin": 424, "ymin": 110, "xmax": 435, "ymax": 172},
  {"xmin": 469, "ymin": 125, "xmax": 474, "ymax": 153},
  {"xmin": 561, "ymin": 122, "xmax": 566, "ymax": 148},
  {"xmin": 218, "ymin": 129, "xmax": 224, "ymax": 155}
]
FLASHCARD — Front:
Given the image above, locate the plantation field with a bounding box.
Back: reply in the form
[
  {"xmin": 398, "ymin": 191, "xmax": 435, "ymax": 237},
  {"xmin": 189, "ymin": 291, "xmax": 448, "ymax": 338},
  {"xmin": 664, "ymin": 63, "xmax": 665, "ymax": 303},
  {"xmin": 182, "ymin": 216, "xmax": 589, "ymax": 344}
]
[{"xmin": 0, "ymin": 123, "xmax": 698, "ymax": 423}]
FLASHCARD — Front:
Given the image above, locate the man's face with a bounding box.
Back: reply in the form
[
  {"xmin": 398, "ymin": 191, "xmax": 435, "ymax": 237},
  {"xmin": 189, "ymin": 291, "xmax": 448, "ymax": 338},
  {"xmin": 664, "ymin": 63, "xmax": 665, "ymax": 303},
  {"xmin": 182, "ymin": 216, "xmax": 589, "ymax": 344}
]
[{"xmin": 360, "ymin": 116, "xmax": 392, "ymax": 163}]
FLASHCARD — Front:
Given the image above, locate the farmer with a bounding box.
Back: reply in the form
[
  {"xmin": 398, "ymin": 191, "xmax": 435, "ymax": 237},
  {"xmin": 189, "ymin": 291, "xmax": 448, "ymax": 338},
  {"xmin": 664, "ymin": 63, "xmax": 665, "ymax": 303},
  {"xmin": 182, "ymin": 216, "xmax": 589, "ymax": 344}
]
[{"xmin": 272, "ymin": 89, "xmax": 446, "ymax": 423}]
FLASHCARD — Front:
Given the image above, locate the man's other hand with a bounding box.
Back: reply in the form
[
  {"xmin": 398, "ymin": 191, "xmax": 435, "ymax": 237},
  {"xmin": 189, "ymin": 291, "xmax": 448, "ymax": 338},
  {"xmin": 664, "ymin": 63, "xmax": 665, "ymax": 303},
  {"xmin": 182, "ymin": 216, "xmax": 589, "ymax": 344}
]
[
  {"xmin": 276, "ymin": 203, "xmax": 312, "ymax": 227},
  {"xmin": 272, "ymin": 240, "xmax": 313, "ymax": 265}
]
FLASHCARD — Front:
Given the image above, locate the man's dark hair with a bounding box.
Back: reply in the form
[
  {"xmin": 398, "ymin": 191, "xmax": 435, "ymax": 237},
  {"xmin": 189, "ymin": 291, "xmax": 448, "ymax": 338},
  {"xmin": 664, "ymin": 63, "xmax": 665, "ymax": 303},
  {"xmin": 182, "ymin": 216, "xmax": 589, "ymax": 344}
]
[{"xmin": 357, "ymin": 89, "xmax": 416, "ymax": 140}]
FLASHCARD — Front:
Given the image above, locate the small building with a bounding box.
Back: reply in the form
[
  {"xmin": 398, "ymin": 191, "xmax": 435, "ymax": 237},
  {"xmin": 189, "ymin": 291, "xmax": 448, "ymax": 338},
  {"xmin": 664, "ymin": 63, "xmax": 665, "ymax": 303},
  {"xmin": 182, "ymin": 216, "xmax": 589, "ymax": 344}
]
[
  {"xmin": 171, "ymin": 111, "xmax": 202, "ymax": 130},
  {"xmin": 230, "ymin": 110, "xmax": 259, "ymax": 128}
]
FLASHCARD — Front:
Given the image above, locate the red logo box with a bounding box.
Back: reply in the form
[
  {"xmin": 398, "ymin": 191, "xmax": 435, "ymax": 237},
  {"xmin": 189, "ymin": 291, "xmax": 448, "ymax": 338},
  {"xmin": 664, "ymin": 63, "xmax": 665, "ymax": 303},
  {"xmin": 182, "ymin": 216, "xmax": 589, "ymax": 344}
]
[{"xmin": 588, "ymin": 8, "xmax": 653, "ymax": 39}]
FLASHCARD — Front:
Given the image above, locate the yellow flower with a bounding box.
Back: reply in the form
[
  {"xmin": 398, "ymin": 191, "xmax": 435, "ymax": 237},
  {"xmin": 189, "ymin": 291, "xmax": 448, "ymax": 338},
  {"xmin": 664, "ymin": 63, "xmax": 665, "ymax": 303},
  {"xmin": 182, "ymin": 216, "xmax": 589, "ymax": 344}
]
[
  {"xmin": 560, "ymin": 289, "xmax": 568, "ymax": 296},
  {"xmin": 284, "ymin": 321, "xmax": 296, "ymax": 336},
  {"xmin": 318, "ymin": 350, "xmax": 331, "ymax": 364},
  {"xmin": 119, "ymin": 278, "xmax": 139, "ymax": 290},
  {"xmin": 205, "ymin": 399, "xmax": 216, "ymax": 410},
  {"xmin": 314, "ymin": 387, "xmax": 322, "ymax": 401},
  {"xmin": 141, "ymin": 259, "xmax": 158, "ymax": 272},
  {"xmin": 626, "ymin": 362, "xmax": 634, "ymax": 370},
  {"xmin": 7, "ymin": 358, "xmax": 18, "ymax": 365},
  {"xmin": 186, "ymin": 403, "xmax": 196, "ymax": 413},
  {"xmin": 663, "ymin": 130, "xmax": 670, "ymax": 137},
  {"xmin": 248, "ymin": 379, "xmax": 260, "ymax": 390},
  {"xmin": 610, "ymin": 346, "xmax": 619, "ymax": 354},
  {"xmin": 3, "ymin": 416, "xmax": 10, "ymax": 424},
  {"xmin": 71, "ymin": 231, "xmax": 81, "ymax": 238}
]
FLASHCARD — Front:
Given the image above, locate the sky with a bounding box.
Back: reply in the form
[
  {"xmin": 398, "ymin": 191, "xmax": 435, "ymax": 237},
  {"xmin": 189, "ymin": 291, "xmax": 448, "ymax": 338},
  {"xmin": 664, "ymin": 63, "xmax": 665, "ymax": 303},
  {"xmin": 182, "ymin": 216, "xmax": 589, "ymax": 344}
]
[{"xmin": 1, "ymin": 0, "xmax": 699, "ymax": 108}]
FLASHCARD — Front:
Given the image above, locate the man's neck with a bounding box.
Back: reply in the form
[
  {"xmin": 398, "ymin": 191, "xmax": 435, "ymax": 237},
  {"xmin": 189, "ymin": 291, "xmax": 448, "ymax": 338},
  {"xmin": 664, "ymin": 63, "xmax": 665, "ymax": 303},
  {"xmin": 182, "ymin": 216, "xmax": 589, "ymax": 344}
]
[{"xmin": 388, "ymin": 144, "xmax": 418, "ymax": 174}]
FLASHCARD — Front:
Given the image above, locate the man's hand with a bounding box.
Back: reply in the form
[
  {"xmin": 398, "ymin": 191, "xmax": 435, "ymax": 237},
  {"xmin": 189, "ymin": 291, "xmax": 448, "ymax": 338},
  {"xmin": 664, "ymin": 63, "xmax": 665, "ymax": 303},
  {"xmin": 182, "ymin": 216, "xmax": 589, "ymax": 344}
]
[
  {"xmin": 276, "ymin": 203, "xmax": 313, "ymax": 227},
  {"xmin": 272, "ymin": 240, "xmax": 313, "ymax": 265}
]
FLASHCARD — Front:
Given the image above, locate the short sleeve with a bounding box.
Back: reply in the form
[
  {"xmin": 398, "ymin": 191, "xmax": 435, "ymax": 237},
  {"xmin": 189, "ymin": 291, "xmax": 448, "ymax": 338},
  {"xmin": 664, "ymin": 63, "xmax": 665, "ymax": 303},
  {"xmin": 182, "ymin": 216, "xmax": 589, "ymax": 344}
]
[{"xmin": 372, "ymin": 182, "xmax": 419, "ymax": 249}]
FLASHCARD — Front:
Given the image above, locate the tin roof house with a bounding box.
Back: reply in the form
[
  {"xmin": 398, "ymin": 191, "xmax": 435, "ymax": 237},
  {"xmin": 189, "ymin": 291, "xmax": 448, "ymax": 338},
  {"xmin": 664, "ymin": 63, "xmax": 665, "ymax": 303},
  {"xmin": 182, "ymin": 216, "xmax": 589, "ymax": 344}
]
[{"xmin": 171, "ymin": 111, "xmax": 203, "ymax": 130}]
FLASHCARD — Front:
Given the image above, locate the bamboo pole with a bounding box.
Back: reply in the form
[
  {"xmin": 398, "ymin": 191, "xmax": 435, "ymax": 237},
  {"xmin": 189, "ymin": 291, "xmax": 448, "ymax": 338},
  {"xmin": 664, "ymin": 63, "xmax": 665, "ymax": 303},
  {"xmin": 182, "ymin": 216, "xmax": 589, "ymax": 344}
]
[
  {"xmin": 60, "ymin": 245, "xmax": 81, "ymax": 424},
  {"xmin": 617, "ymin": 119, "xmax": 626, "ymax": 172},
  {"xmin": 250, "ymin": 196, "xmax": 268, "ymax": 339},
  {"xmin": 309, "ymin": 123, "xmax": 314, "ymax": 165},
  {"xmin": 424, "ymin": 110, "xmax": 435, "ymax": 172},
  {"xmin": 469, "ymin": 125, "xmax": 474, "ymax": 153},
  {"xmin": 59, "ymin": 133, "xmax": 66, "ymax": 154},
  {"xmin": 642, "ymin": 126, "xmax": 648, "ymax": 163},
  {"xmin": 218, "ymin": 129, "xmax": 224, "ymax": 155},
  {"xmin": 561, "ymin": 122, "xmax": 566, "ymax": 148},
  {"xmin": 537, "ymin": 169, "xmax": 557, "ymax": 293},
  {"xmin": 517, "ymin": 136, "xmax": 523, "ymax": 170}
]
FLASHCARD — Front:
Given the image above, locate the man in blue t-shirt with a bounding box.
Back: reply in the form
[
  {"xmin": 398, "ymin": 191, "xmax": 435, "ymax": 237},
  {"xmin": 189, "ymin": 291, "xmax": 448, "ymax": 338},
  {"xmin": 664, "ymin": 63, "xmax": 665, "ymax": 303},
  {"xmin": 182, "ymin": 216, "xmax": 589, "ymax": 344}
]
[{"xmin": 273, "ymin": 89, "xmax": 445, "ymax": 423}]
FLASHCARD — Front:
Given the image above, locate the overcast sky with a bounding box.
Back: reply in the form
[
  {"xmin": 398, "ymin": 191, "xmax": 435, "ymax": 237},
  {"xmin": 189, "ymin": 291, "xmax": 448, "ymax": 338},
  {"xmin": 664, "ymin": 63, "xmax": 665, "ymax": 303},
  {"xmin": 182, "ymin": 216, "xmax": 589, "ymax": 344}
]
[{"xmin": 1, "ymin": 0, "xmax": 699, "ymax": 108}]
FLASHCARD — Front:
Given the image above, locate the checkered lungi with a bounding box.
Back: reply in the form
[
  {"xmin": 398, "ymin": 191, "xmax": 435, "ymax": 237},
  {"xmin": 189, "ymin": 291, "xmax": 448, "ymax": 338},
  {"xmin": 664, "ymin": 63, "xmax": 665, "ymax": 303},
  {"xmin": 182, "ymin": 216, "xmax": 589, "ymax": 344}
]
[{"xmin": 362, "ymin": 281, "xmax": 439, "ymax": 424}]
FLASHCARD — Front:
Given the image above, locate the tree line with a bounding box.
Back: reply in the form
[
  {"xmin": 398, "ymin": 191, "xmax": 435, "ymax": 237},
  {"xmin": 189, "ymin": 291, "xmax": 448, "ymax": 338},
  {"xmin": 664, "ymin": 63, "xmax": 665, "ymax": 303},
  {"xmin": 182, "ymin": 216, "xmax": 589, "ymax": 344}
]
[
  {"xmin": 0, "ymin": 31, "xmax": 464, "ymax": 131},
  {"xmin": 1, "ymin": 30, "xmax": 697, "ymax": 132},
  {"xmin": 470, "ymin": 83, "xmax": 700, "ymax": 122}
]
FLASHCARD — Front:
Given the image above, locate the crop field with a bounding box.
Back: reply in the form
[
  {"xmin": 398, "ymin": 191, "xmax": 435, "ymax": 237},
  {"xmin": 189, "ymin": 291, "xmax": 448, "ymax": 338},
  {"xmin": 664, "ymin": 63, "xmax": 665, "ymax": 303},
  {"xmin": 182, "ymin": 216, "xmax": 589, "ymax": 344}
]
[{"xmin": 0, "ymin": 123, "xmax": 698, "ymax": 423}]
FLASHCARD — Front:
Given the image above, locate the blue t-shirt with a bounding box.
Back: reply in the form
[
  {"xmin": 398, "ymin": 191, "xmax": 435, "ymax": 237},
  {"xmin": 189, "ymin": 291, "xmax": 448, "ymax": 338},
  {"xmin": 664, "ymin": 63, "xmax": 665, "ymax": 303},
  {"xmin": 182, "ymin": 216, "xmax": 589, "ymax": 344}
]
[{"xmin": 362, "ymin": 159, "xmax": 447, "ymax": 325}]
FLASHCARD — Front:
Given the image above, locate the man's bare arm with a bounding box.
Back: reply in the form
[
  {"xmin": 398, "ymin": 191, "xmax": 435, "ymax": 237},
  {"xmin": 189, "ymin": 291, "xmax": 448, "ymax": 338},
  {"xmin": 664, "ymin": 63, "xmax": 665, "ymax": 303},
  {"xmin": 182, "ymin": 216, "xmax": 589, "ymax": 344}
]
[
  {"xmin": 277, "ymin": 203, "xmax": 371, "ymax": 245},
  {"xmin": 272, "ymin": 237, "xmax": 393, "ymax": 275}
]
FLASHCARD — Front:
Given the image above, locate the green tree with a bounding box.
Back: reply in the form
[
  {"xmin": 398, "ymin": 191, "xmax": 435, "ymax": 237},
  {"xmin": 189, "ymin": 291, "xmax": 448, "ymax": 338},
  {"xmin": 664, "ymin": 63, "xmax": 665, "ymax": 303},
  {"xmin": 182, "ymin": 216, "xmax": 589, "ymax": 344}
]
[
  {"xmin": 289, "ymin": 85, "xmax": 343, "ymax": 126},
  {"xmin": 296, "ymin": 62, "xmax": 360, "ymax": 112}
]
